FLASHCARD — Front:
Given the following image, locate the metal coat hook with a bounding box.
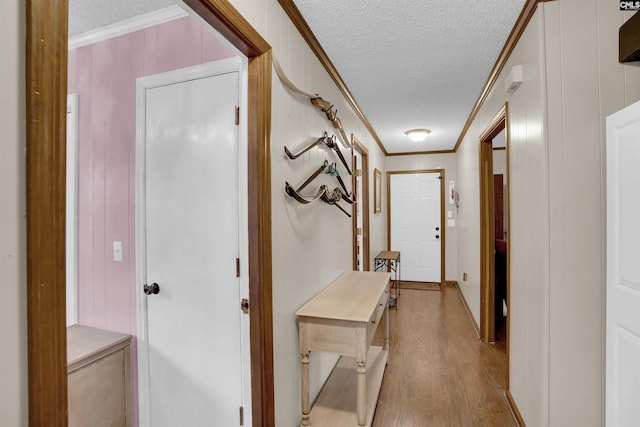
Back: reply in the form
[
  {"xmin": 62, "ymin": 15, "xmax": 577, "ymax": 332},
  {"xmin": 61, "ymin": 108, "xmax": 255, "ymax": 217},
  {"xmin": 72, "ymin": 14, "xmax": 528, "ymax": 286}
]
[
  {"xmin": 285, "ymin": 159, "xmax": 354, "ymax": 217},
  {"xmin": 284, "ymin": 132, "xmax": 352, "ymax": 175},
  {"xmin": 285, "ymin": 184, "xmax": 353, "ymax": 217}
]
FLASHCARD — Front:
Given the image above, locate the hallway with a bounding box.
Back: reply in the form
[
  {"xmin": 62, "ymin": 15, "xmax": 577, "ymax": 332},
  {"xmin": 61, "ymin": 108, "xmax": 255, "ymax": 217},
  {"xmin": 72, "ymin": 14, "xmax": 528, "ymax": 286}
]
[{"xmin": 372, "ymin": 285, "xmax": 515, "ymax": 427}]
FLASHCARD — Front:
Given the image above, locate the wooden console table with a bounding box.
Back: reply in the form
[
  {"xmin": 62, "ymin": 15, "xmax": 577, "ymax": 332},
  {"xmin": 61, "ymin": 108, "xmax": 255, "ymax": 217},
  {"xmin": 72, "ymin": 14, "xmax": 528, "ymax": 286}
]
[{"xmin": 296, "ymin": 271, "xmax": 391, "ymax": 426}]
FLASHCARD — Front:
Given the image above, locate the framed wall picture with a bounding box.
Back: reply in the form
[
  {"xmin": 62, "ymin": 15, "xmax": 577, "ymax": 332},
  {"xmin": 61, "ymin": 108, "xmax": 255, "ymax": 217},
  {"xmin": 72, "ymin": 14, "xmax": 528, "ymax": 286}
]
[{"xmin": 374, "ymin": 168, "xmax": 382, "ymax": 213}]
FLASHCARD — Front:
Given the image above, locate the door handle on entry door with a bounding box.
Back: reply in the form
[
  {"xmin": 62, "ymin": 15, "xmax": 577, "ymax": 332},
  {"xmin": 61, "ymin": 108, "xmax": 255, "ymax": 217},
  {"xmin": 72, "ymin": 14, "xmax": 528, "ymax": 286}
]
[
  {"xmin": 435, "ymin": 235, "xmax": 440, "ymax": 239},
  {"xmin": 144, "ymin": 282, "xmax": 160, "ymax": 295}
]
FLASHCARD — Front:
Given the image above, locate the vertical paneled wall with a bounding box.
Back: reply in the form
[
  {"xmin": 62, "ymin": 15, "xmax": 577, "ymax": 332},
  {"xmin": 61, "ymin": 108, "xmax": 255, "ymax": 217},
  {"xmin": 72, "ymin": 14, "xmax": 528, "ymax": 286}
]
[
  {"xmin": 455, "ymin": 7, "xmax": 548, "ymax": 425},
  {"xmin": 0, "ymin": 0, "xmax": 27, "ymax": 424},
  {"xmin": 545, "ymin": 2, "xmax": 640, "ymax": 426},
  {"xmin": 224, "ymin": 1, "xmax": 389, "ymax": 425},
  {"xmin": 67, "ymin": 16, "xmax": 235, "ymax": 424},
  {"xmin": 455, "ymin": 1, "xmax": 640, "ymax": 426},
  {"xmin": 69, "ymin": 16, "xmax": 234, "ymax": 332}
]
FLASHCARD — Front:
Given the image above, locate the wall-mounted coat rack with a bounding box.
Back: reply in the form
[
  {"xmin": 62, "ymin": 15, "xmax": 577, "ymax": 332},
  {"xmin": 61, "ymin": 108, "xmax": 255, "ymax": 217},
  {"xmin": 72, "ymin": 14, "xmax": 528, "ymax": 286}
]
[
  {"xmin": 285, "ymin": 160, "xmax": 354, "ymax": 217},
  {"xmin": 285, "ymin": 132, "xmax": 352, "ymax": 175},
  {"xmin": 273, "ymin": 51, "xmax": 356, "ymax": 218}
]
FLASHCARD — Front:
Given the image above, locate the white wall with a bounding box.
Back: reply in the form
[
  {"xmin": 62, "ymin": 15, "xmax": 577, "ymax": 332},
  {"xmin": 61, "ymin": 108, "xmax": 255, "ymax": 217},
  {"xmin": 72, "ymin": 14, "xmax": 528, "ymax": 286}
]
[
  {"xmin": 456, "ymin": 7, "xmax": 549, "ymax": 424},
  {"xmin": 455, "ymin": 1, "xmax": 640, "ymax": 425},
  {"xmin": 227, "ymin": 1, "xmax": 387, "ymax": 425},
  {"xmin": 0, "ymin": 0, "xmax": 27, "ymax": 425},
  {"xmin": 386, "ymin": 153, "xmax": 457, "ymax": 281},
  {"xmin": 493, "ymin": 149, "xmax": 507, "ymax": 176},
  {"xmin": 545, "ymin": 2, "xmax": 640, "ymax": 425}
]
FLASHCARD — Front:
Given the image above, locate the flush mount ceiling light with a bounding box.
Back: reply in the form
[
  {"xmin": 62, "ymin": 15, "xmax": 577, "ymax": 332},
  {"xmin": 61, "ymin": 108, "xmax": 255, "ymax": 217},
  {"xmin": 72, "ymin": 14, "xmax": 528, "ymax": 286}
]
[{"xmin": 404, "ymin": 128, "xmax": 431, "ymax": 142}]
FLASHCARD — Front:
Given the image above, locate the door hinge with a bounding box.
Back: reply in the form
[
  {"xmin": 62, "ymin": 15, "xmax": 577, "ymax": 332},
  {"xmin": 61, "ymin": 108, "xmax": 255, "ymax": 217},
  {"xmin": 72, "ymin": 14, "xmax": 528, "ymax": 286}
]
[
  {"xmin": 235, "ymin": 106, "xmax": 240, "ymax": 125},
  {"xmin": 239, "ymin": 406, "xmax": 244, "ymax": 425},
  {"xmin": 236, "ymin": 258, "xmax": 240, "ymax": 278},
  {"xmin": 241, "ymin": 298, "xmax": 249, "ymax": 314},
  {"xmin": 357, "ymin": 227, "xmax": 362, "ymax": 236},
  {"xmin": 355, "ymin": 169, "xmax": 362, "ymax": 177}
]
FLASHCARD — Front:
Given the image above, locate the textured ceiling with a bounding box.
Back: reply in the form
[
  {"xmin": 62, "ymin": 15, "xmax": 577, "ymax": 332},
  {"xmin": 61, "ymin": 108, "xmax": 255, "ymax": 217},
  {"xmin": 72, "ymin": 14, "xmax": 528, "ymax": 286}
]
[
  {"xmin": 69, "ymin": 0, "xmax": 526, "ymax": 153},
  {"xmin": 293, "ymin": 0, "xmax": 526, "ymax": 153},
  {"xmin": 68, "ymin": 0, "xmax": 175, "ymax": 37}
]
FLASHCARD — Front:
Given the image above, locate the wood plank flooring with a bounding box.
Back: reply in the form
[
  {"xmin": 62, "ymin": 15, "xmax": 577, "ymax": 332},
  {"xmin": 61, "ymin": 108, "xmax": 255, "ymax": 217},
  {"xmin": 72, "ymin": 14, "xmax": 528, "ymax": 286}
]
[{"xmin": 371, "ymin": 284, "xmax": 515, "ymax": 427}]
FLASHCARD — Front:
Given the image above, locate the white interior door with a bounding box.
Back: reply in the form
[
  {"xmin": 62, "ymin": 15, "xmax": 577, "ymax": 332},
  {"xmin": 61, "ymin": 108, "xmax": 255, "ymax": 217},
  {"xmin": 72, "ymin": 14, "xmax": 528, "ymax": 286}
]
[
  {"xmin": 606, "ymin": 100, "xmax": 640, "ymax": 427},
  {"xmin": 136, "ymin": 58, "xmax": 245, "ymax": 427},
  {"xmin": 390, "ymin": 172, "xmax": 442, "ymax": 282}
]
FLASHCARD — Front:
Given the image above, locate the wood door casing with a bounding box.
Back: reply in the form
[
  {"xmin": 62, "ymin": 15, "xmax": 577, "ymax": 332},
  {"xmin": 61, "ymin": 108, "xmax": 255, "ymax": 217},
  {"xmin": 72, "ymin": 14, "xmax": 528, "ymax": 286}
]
[
  {"xmin": 352, "ymin": 136, "xmax": 370, "ymax": 271},
  {"xmin": 478, "ymin": 103, "xmax": 510, "ymax": 392}
]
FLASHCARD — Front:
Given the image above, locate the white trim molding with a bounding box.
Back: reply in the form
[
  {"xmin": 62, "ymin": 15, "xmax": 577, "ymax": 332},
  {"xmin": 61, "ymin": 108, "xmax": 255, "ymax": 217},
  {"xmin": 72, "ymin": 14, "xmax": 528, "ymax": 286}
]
[
  {"xmin": 66, "ymin": 94, "xmax": 79, "ymax": 327},
  {"xmin": 68, "ymin": 5, "xmax": 188, "ymax": 50}
]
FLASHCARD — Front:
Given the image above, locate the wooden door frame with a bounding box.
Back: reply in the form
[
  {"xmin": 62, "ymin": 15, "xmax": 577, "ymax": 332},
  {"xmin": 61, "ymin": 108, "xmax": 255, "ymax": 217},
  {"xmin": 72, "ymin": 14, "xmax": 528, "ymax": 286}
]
[
  {"xmin": 26, "ymin": 0, "xmax": 274, "ymax": 425},
  {"xmin": 479, "ymin": 135, "xmax": 496, "ymax": 343},
  {"xmin": 478, "ymin": 103, "xmax": 510, "ymax": 388},
  {"xmin": 352, "ymin": 136, "xmax": 370, "ymax": 271},
  {"xmin": 386, "ymin": 169, "xmax": 446, "ymax": 284}
]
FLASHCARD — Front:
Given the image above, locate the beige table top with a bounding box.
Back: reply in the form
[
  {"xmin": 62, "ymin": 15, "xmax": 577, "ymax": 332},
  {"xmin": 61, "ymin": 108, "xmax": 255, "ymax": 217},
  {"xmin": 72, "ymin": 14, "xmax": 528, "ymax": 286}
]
[
  {"xmin": 374, "ymin": 251, "xmax": 400, "ymax": 261},
  {"xmin": 67, "ymin": 325, "xmax": 132, "ymax": 370},
  {"xmin": 295, "ymin": 271, "xmax": 391, "ymax": 323}
]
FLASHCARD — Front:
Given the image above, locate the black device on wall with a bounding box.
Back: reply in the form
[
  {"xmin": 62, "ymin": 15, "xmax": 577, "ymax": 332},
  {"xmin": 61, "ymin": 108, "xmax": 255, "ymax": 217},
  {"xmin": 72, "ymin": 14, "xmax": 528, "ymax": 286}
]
[{"xmin": 620, "ymin": 11, "xmax": 640, "ymax": 62}]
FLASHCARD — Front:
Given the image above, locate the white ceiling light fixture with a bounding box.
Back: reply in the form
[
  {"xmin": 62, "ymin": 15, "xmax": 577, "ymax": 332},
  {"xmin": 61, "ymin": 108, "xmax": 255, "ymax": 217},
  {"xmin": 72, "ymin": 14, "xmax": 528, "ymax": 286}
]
[{"xmin": 404, "ymin": 128, "xmax": 431, "ymax": 142}]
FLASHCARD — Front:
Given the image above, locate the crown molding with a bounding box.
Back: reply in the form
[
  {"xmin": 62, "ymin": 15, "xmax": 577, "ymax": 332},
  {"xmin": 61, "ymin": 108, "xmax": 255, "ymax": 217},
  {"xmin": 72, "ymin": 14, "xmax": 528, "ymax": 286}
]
[
  {"xmin": 68, "ymin": 5, "xmax": 188, "ymax": 50},
  {"xmin": 277, "ymin": 0, "xmax": 388, "ymax": 156},
  {"xmin": 453, "ymin": 0, "xmax": 543, "ymax": 152},
  {"xmin": 387, "ymin": 149, "xmax": 457, "ymax": 157}
]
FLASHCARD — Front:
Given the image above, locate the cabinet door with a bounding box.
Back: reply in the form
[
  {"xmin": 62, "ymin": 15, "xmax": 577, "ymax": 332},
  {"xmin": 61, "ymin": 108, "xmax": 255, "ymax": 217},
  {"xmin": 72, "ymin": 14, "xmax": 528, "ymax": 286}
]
[{"xmin": 68, "ymin": 350, "xmax": 127, "ymax": 427}]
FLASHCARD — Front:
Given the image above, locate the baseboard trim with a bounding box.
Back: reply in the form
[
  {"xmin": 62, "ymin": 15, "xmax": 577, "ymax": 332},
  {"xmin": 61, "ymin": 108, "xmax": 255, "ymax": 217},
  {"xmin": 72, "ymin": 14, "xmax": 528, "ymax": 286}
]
[
  {"xmin": 452, "ymin": 281, "xmax": 480, "ymax": 339},
  {"xmin": 505, "ymin": 390, "xmax": 526, "ymax": 427}
]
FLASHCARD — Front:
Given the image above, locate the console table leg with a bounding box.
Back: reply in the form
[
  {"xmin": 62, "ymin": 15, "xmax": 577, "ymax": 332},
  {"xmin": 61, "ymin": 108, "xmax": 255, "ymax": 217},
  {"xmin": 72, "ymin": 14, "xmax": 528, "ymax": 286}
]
[
  {"xmin": 301, "ymin": 352, "xmax": 311, "ymax": 427},
  {"xmin": 356, "ymin": 359, "xmax": 366, "ymax": 426}
]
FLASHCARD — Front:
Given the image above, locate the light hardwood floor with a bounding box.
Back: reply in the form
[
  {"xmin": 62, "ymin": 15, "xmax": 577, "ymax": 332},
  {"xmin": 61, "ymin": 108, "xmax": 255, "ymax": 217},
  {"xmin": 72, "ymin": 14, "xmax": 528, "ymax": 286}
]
[{"xmin": 371, "ymin": 284, "xmax": 515, "ymax": 427}]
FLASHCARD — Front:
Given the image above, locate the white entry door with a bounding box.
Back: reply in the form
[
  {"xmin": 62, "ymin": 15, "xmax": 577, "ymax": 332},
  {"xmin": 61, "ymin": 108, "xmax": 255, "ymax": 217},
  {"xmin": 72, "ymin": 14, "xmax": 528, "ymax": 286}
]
[
  {"xmin": 390, "ymin": 172, "xmax": 442, "ymax": 282},
  {"xmin": 136, "ymin": 58, "xmax": 246, "ymax": 427},
  {"xmin": 606, "ymin": 100, "xmax": 640, "ymax": 427}
]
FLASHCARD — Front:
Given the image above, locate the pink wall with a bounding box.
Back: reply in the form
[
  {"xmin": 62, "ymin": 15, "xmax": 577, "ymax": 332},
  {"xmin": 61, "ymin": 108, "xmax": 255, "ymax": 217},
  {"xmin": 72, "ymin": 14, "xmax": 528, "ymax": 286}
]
[{"xmin": 67, "ymin": 16, "xmax": 235, "ymax": 424}]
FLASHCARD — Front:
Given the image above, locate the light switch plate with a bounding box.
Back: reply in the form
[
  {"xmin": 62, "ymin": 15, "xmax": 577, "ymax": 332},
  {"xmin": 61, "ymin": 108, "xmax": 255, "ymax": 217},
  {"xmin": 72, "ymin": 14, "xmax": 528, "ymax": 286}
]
[{"xmin": 113, "ymin": 241, "xmax": 123, "ymax": 262}]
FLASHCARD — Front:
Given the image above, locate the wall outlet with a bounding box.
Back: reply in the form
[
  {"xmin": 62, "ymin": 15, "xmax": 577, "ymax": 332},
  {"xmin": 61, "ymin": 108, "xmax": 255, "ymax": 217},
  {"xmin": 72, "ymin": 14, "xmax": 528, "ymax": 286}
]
[{"xmin": 463, "ymin": 272, "xmax": 468, "ymax": 281}]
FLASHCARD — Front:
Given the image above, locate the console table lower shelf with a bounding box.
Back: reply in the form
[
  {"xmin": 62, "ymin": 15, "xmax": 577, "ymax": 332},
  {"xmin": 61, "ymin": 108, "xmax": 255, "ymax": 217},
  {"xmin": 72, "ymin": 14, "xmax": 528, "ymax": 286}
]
[{"xmin": 309, "ymin": 346, "xmax": 388, "ymax": 427}]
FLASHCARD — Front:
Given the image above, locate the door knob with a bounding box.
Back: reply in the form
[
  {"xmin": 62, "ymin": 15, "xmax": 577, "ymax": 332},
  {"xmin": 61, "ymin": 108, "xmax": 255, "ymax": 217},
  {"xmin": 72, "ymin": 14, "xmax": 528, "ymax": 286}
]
[
  {"xmin": 435, "ymin": 227, "xmax": 440, "ymax": 231},
  {"xmin": 435, "ymin": 235, "xmax": 440, "ymax": 239},
  {"xmin": 144, "ymin": 282, "xmax": 160, "ymax": 295}
]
